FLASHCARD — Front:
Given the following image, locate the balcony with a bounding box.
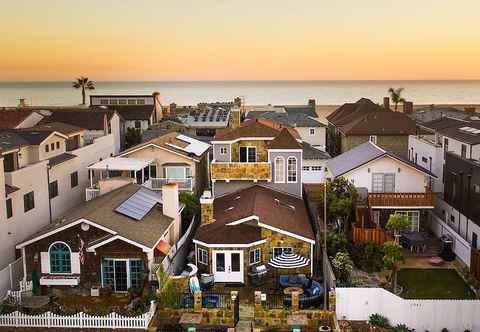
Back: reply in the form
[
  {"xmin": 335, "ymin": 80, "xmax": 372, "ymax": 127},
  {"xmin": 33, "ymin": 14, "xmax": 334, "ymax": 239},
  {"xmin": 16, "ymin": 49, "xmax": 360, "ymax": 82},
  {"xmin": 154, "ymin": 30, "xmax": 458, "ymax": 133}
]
[
  {"xmin": 145, "ymin": 178, "xmax": 193, "ymax": 191},
  {"xmin": 211, "ymin": 162, "xmax": 271, "ymax": 181},
  {"xmin": 368, "ymin": 191, "xmax": 435, "ymax": 208},
  {"xmin": 85, "ymin": 188, "xmax": 100, "ymax": 201}
]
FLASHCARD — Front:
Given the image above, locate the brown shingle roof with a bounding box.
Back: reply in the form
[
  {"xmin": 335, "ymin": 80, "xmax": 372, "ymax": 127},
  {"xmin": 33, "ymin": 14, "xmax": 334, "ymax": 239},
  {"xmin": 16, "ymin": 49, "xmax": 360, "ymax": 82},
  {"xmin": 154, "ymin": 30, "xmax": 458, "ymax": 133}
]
[
  {"xmin": 215, "ymin": 119, "xmax": 281, "ymax": 140},
  {"xmin": 268, "ymin": 128, "xmax": 302, "ymax": 149},
  {"xmin": 0, "ymin": 109, "xmax": 35, "ymax": 129},
  {"xmin": 22, "ymin": 122, "xmax": 85, "ymax": 136},
  {"xmin": 194, "ymin": 186, "xmax": 314, "ymax": 245},
  {"xmin": 41, "ymin": 110, "xmax": 113, "ymax": 130}
]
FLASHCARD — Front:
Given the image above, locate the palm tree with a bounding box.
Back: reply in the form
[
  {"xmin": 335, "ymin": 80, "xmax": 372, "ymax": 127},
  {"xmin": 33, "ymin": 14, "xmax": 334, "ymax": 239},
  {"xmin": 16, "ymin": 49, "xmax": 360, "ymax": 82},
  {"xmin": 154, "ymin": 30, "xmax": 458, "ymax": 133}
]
[
  {"xmin": 388, "ymin": 87, "xmax": 406, "ymax": 111},
  {"xmin": 72, "ymin": 77, "xmax": 95, "ymax": 105}
]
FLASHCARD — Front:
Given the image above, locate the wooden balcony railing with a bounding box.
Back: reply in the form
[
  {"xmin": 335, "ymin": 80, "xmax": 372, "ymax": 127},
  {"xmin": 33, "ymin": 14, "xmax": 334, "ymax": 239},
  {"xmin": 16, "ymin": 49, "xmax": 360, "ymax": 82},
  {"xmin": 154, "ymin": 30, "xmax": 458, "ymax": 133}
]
[
  {"xmin": 368, "ymin": 191, "xmax": 435, "ymax": 207},
  {"xmin": 211, "ymin": 162, "xmax": 271, "ymax": 181}
]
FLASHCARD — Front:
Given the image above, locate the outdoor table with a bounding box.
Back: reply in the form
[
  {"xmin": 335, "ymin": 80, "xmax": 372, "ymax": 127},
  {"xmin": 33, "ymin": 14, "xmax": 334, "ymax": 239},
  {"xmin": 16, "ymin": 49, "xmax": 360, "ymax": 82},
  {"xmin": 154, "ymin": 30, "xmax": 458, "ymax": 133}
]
[
  {"xmin": 287, "ymin": 314, "xmax": 308, "ymax": 330},
  {"xmin": 283, "ymin": 287, "xmax": 304, "ymax": 295},
  {"xmin": 179, "ymin": 312, "xmax": 202, "ymax": 330},
  {"xmin": 401, "ymin": 232, "xmax": 426, "ymax": 253}
]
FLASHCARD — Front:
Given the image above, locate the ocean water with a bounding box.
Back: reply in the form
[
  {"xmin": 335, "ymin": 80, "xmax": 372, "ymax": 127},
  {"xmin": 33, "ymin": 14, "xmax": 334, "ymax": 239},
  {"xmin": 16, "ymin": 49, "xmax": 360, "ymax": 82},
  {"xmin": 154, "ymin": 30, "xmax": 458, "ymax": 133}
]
[{"xmin": 1, "ymin": 80, "xmax": 480, "ymax": 107}]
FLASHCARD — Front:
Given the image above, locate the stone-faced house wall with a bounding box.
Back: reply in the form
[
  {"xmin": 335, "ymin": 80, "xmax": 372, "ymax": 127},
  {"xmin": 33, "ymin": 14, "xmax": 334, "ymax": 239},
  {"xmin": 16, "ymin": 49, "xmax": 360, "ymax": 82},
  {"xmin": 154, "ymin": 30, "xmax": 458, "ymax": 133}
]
[
  {"xmin": 24, "ymin": 223, "xmax": 147, "ymax": 291},
  {"xmin": 231, "ymin": 140, "xmax": 269, "ymax": 162}
]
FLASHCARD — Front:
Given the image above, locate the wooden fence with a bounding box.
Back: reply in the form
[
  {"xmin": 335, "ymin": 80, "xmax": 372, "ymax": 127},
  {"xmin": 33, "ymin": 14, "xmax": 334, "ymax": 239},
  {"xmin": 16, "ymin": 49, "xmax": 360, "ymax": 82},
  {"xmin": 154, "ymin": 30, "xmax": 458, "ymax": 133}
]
[
  {"xmin": 352, "ymin": 225, "xmax": 393, "ymax": 245},
  {"xmin": 0, "ymin": 301, "xmax": 156, "ymax": 330},
  {"xmin": 471, "ymin": 249, "xmax": 480, "ymax": 280}
]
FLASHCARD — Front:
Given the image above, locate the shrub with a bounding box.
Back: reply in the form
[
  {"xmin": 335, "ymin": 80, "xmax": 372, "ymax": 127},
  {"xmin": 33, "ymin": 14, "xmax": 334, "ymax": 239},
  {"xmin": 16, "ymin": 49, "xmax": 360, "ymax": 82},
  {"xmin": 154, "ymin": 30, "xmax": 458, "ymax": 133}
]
[
  {"xmin": 388, "ymin": 324, "xmax": 413, "ymax": 332},
  {"xmin": 179, "ymin": 192, "xmax": 199, "ymax": 227},
  {"xmin": 369, "ymin": 313, "xmax": 390, "ymax": 328},
  {"xmin": 326, "ymin": 231, "xmax": 348, "ymax": 257},
  {"xmin": 350, "ymin": 242, "xmax": 384, "ymax": 272},
  {"xmin": 331, "ymin": 251, "xmax": 353, "ymax": 283}
]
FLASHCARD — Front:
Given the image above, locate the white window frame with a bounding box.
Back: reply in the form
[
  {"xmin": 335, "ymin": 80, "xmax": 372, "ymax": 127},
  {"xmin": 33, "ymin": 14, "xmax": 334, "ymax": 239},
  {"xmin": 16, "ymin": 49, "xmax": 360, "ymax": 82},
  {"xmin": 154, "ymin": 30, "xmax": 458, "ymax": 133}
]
[
  {"xmin": 395, "ymin": 210, "xmax": 420, "ymax": 232},
  {"xmin": 249, "ymin": 248, "xmax": 261, "ymax": 265},
  {"xmin": 101, "ymin": 258, "xmax": 142, "ymax": 292},
  {"xmin": 309, "ymin": 128, "xmax": 315, "ymax": 135},
  {"xmin": 239, "ymin": 146, "xmax": 257, "ymax": 163},
  {"xmin": 272, "ymin": 247, "xmax": 293, "ymax": 258},
  {"xmin": 287, "ymin": 157, "xmax": 297, "ymax": 183},
  {"xmin": 302, "ymin": 166, "xmax": 310, "ymax": 171},
  {"xmin": 198, "ymin": 248, "xmax": 208, "ymax": 265},
  {"xmin": 165, "ymin": 166, "xmax": 189, "ymax": 179},
  {"xmin": 274, "ymin": 156, "xmax": 285, "ymax": 183},
  {"xmin": 372, "ymin": 172, "xmax": 395, "ymax": 193},
  {"xmin": 369, "ymin": 135, "xmax": 377, "ymax": 144},
  {"xmin": 311, "ymin": 166, "xmax": 322, "ymax": 171},
  {"xmin": 219, "ymin": 147, "xmax": 228, "ymax": 155}
]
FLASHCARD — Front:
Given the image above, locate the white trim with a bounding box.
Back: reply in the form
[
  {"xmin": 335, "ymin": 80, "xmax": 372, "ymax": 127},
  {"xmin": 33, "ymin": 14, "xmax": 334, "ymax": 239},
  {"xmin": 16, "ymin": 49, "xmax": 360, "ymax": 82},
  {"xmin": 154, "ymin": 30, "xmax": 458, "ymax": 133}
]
[
  {"xmin": 211, "ymin": 137, "xmax": 275, "ymax": 144},
  {"xmin": 272, "ymin": 247, "xmax": 293, "ymax": 257},
  {"xmin": 192, "ymin": 239, "xmax": 267, "ymax": 248},
  {"xmin": 16, "ymin": 219, "xmax": 117, "ymax": 249},
  {"xmin": 239, "ymin": 146, "xmax": 257, "ymax": 163},
  {"xmin": 197, "ymin": 247, "xmax": 208, "ymax": 265},
  {"xmin": 258, "ymin": 222, "xmax": 316, "ymax": 244},
  {"xmin": 41, "ymin": 131, "xmax": 69, "ymax": 143},
  {"xmin": 274, "ymin": 156, "xmax": 285, "ymax": 183},
  {"xmin": 310, "ymin": 243, "xmax": 314, "ymax": 274},
  {"xmin": 48, "ymin": 241, "xmax": 73, "ymax": 275},
  {"xmin": 226, "ymin": 215, "xmax": 259, "ymax": 226},
  {"xmin": 119, "ymin": 143, "xmax": 200, "ymax": 163},
  {"xmin": 249, "ymin": 248, "xmax": 261, "ymax": 266},
  {"xmin": 287, "ymin": 156, "xmax": 298, "ymax": 183},
  {"xmin": 87, "ymin": 235, "xmax": 152, "ymax": 253},
  {"xmin": 268, "ymin": 149, "xmax": 303, "ymax": 152}
]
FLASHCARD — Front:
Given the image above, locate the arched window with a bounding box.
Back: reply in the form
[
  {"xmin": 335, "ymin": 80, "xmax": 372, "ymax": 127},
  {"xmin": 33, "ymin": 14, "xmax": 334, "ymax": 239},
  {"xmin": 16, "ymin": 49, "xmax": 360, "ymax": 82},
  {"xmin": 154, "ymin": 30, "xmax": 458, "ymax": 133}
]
[
  {"xmin": 274, "ymin": 157, "xmax": 285, "ymax": 183},
  {"xmin": 287, "ymin": 157, "xmax": 297, "ymax": 183},
  {"xmin": 49, "ymin": 242, "xmax": 71, "ymax": 274}
]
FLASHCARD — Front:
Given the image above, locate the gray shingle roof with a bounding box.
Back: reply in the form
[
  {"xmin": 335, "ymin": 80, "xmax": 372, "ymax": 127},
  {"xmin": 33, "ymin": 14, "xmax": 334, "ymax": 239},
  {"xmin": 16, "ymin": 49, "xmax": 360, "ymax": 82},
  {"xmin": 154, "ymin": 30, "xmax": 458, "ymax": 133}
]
[
  {"xmin": 247, "ymin": 111, "xmax": 325, "ymax": 128},
  {"xmin": 302, "ymin": 142, "xmax": 331, "ymax": 160}
]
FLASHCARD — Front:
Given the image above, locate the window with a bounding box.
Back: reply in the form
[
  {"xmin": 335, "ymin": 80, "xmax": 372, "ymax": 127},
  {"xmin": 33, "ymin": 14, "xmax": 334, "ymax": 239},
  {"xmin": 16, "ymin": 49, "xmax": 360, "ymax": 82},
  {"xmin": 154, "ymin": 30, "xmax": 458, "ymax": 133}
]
[
  {"xmin": 70, "ymin": 172, "xmax": 79, "ymax": 188},
  {"xmin": 45, "ymin": 145, "xmax": 49, "ymax": 153},
  {"xmin": 49, "ymin": 181, "xmax": 58, "ymax": 199},
  {"xmin": 239, "ymin": 146, "xmax": 256, "ymax": 162},
  {"xmin": 287, "ymin": 157, "xmax": 297, "ymax": 182},
  {"xmin": 50, "ymin": 143, "xmax": 55, "ymax": 151},
  {"xmin": 273, "ymin": 247, "xmax": 293, "ymax": 258},
  {"xmin": 128, "ymin": 99, "xmax": 136, "ymax": 105},
  {"xmin": 275, "ymin": 156, "xmax": 285, "ymax": 183},
  {"xmin": 23, "ymin": 191, "xmax": 35, "ymax": 212},
  {"xmin": 6, "ymin": 198, "xmax": 12, "ymax": 219},
  {"xmin": 249, "ymin": 248, "xmax": 261, "ymax": 265},
  {"xmin": 302, "ymin": 166, "xmax": 310, "ymax": 171},
  {"xmin": 309, "ymin": 128, "xmax": 315, "ymax": 135},
  {"xmin": 198, "ymin": 248, "xmax": 208, "ymax": 265},
  {"xmin": 119, "ymin": 99, "xmax": 127, "ymax": 105},
  {"xmin": 372, "ymin": 173, "xmax": 395, "ymax": 192},
  {"xmin": 56, "ymin": 142, "xmax": 60, "ymax": 149},
  {"xmin": 474, "ymin": 184, "xmax": 480, "ymax": 194},
  {"xmin": 444, "ymin": 138, "xmax": 449, "ymax": 151},
  {"xmin": 100, "ymin": 99, "xmax": 109, "ymax": 105},
  {"xmin": 461, "ymin": 144, "xmax": 467, "ymax": 158},
  {"xmin": 109, "ymin": 99, "xmax": 118, "ymax": 105},
  {"xmin": 102, "ymin": 259, "xmax": 114, "ymax": 287},
  {"xmin": 422, "ymin": 156, "xmax": 428, "ymax": 163},
  {"xmin": 396, "ymin": 211, "xmax": 420, "ymax": 232},
  {"xmin": 450, "ymin": 214, "xmax": 455, "ymax": 224},
  {"xmin": 49, "ymin": 242, "xmax": 71, "ymax": 274},
  {"xmin": 129, "ymin": 259, "xmax": 144, "ymax": 289},
  {"xmin": 311, "ymin": 166, "xmax": 322, "ymax": 171},
  {"xmin": 136, "ymin": 99, "xmax": 145, "ymax": 105},
  {"xmin": 219, "ymin": 147, "xmax": 228, "ymax": 155},
  {"xmin": 369, "ymin": 135, "xmax": 377, "ymax": 144},
  {"xmin": 134, "ymin": 120, "xmax": 141, "ymax": 129}
]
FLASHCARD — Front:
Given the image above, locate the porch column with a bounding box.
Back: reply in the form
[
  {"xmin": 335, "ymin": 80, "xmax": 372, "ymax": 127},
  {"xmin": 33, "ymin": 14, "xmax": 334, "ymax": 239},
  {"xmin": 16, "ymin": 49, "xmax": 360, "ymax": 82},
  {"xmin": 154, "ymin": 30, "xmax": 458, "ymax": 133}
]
[
  {"xmin": 146, "ymin": 250, "xmax": 154, "ymax": 281},
  {"xmin": 193, "ymin": 291, "xmax": 202, "ymax": 312},
  {"xmin": 89, "ymin": 170, "xmax": 93, "ymax": 188},
  {"xmin": 21, "ymin": 248, "xmax": 27, "ymax": 281},
  {"xmin": 141, "ymin": 167, "xmax": 145, "ymax": 184}
]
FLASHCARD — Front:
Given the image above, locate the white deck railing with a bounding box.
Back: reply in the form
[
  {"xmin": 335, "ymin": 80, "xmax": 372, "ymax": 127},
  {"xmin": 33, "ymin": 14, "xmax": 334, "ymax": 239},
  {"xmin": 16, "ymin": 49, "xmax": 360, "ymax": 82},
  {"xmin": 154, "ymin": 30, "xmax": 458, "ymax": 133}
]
[
  {"xmin": 85, "ymin": 188, "xmax": 100, "ymax": 201},
  {"xmin": 148, "ymin": 178, "xmax": 193, "ymax": 191},
  {"xmin": 0, "ymin": 301, "xmax": 156, "ymax": 330}
]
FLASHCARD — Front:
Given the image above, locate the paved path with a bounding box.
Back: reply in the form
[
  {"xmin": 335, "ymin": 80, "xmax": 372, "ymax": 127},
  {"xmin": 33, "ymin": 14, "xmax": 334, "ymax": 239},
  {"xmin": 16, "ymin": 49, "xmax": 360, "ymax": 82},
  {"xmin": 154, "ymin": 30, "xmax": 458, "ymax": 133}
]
[{"xmin": 235, "ymin": 320, "xmax": 252, "ymax": 332}]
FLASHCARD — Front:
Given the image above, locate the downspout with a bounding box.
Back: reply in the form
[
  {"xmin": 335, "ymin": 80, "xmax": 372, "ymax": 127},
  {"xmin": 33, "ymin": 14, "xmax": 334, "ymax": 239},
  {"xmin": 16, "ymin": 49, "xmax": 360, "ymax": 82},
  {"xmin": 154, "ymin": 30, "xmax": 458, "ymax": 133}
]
[
  {"xmin": 46, "ymin": 163, "xmax": 52, "ymax": 223},
  {"xmin": 466, "ymin": 174, "xmax": 472, "ymax": 242}
]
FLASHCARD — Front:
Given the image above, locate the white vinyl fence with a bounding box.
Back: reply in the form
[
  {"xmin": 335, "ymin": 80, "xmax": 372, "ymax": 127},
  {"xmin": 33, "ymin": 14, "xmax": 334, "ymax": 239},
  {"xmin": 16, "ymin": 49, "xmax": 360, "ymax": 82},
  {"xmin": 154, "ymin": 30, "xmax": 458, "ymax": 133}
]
[
  {"xmin": 0, "ymin": 258, "xmax": 24, "ymax": 299},
  {"xmin": 0, "ymin": 301, "xmax": 157, "ymax": 330},
  {"xmin": 336, "ymin": 287, "xmax": 480, "ymax": 331}
]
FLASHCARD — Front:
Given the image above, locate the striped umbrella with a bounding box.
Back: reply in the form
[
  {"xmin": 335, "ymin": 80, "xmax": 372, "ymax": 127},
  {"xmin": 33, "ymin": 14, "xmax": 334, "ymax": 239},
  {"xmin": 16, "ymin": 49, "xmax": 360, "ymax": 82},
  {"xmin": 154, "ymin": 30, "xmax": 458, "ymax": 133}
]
[{"xmin": 268, "ymin": 252, "xmax": 310, "ymax": 269}]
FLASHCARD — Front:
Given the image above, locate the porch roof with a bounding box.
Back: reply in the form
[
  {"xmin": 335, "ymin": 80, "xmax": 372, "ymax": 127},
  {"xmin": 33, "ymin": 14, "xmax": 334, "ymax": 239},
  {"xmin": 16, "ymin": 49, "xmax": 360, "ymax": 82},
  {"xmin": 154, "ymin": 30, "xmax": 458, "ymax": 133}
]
[{"xmin": 87, "ymin": 157, "xmax": 154, "ymax": 172}]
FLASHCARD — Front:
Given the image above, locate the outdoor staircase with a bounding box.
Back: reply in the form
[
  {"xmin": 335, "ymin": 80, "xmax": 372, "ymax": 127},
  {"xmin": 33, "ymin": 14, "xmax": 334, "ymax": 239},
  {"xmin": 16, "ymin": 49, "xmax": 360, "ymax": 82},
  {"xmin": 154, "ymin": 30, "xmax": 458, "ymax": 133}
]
[{"xmin": 236, "ymin": 305, "xmax": 254, "ymax": 332}]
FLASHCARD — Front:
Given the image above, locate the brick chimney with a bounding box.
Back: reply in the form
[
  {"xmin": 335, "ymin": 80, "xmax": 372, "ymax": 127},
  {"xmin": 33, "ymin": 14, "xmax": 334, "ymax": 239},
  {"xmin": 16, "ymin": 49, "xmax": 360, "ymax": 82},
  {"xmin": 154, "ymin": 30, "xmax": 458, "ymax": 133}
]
[
  {"xmin": 465, "ymin": 107, "xmax": 476, "ymax": 113},
  {"xmin": 383, "ymin": 97, "xmax": 390, "ymax": 110},
  {"xmin": 231, "ymin": 107, "xmax": 241, "ymax": 129},
  {"xmin": 403, "ymin": 101, "xmax": 413, "ymax": 114},
  {"xmin": 308, "ymin": 98, "xmax": 316, "ymax": 108},
  {"xmin": 162, "ymin": 183, "xmax": 179, "ymax": 219},
  {"xmin": 200, "ymin": 190, "xmax": 214, "ymax": 225}
]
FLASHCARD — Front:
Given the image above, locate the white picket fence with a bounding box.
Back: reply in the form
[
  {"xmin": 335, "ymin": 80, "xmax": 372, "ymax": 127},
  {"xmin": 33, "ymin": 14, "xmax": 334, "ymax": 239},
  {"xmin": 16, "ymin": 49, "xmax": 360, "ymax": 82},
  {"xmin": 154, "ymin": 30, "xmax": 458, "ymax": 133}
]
[
  {"xmin": 0, "ymin": 300, "xmax": 157, "ymax": 330},
  {"xmin": 336, "ymin": 287, "xmax": 480, "ymax": 331}
]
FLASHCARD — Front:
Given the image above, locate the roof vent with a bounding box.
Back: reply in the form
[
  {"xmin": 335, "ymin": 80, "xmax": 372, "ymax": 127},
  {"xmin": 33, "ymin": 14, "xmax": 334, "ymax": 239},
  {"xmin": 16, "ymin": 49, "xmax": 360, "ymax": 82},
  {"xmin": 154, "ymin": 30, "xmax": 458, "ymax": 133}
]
[
  {"xmin": 225, "ymin": 206, "xmax": 235, "ymax": 211},
  {"xmin": 234, "ymin": 196, "xmax": 241, "ymax": 200},
  {"xmin": 274, "ymin": 198, "xmax": 295, "ymax": 211}
]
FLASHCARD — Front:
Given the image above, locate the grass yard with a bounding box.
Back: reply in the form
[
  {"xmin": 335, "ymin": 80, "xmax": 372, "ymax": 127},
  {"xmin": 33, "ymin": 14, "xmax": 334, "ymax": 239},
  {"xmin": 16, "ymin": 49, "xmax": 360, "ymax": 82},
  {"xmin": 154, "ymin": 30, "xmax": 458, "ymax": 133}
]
[{"xmin": 397, "ymin": 268, "xmax": 476, "ymax": 299}]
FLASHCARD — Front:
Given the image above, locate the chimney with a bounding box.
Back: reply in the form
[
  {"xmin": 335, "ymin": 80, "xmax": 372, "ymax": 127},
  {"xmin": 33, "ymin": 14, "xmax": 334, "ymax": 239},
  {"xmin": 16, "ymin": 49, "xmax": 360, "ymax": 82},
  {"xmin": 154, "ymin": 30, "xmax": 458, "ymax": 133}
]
[
  {"xmin": 162, "ymin": 183, "xmax": 179, "ymax": 219},
  {"xmin": 465, "ymin": 107, "xmax": 476, "ymax": 113},
  {"xmin": 152, "ymin": 92, "xmax": 162, "ymax": 122},
  {"xmin": 234, "ymin": 96, "xmax": 242, "ymax": 108},
  {"xmin": 18, "ymin": 98, "xmax": 27, "ymax": 108},
  {"xmin": 308, "ymin": 98, "xmax": 316, "ymax": 108},
  {"xmin": 403, "ymin": 101, "xmax": 413, "ymax": 114},
  {"xmin": 200, "ymin": 190, "xmax": 214, "ymax": 225},
  {"xmin": 383, "ymin": 97, "xmax": 390, "ymax": 110},
  {"xmin": 231, "ymin": 107, "xmax": 241, "ymax": 129}
]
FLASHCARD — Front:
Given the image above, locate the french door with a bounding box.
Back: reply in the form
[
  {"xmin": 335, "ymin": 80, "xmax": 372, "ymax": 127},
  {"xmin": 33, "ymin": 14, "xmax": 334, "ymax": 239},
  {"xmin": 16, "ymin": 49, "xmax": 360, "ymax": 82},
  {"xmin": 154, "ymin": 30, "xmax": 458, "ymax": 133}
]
[
  {"xmin": 212, "ymin": 250, "xmax": 243, "ymax": 283},
  {"xmin": 114, "ymin": 260, "xmax": 128, "ymax": 292}
]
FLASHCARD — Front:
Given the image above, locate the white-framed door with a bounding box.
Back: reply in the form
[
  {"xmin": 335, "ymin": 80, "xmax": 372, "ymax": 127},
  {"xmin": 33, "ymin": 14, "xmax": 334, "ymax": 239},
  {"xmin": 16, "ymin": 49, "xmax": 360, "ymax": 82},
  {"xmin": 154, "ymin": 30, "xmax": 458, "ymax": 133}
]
[{"xmin": 212, "ymin": 250, "xmax": 243, "ymax": 283}]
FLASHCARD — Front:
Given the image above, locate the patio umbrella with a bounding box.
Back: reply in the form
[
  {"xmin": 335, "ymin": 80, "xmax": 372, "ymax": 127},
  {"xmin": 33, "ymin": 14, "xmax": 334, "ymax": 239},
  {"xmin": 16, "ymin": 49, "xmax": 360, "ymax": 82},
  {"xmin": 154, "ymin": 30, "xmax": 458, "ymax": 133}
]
[{"xmin": 268, "ymin": 252, "xmax": 310, "ymax": 269}]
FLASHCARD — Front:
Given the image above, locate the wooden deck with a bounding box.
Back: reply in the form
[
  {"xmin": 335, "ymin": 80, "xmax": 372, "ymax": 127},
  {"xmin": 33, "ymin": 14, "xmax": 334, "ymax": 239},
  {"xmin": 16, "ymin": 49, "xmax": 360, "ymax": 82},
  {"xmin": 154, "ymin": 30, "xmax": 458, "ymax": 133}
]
[{"xmin": 368, "ymin": 192, "xmax": 435, "ymax": 207}]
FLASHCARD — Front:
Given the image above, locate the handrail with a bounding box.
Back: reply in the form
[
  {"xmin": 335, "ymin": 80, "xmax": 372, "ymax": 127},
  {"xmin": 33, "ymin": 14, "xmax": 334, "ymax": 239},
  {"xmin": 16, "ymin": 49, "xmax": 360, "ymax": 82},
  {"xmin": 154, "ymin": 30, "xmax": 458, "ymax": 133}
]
[{"xmin": 368, "ymin": 191, "xmax": 435, "ymax": 207}]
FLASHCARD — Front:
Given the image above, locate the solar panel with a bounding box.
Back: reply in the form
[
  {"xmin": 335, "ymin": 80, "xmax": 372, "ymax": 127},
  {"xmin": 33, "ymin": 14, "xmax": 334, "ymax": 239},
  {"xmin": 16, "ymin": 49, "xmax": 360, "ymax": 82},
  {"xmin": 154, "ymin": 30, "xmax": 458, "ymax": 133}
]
[{"xmin": 115, "ymin": 188, "xmax": 162, "ymax": 220}]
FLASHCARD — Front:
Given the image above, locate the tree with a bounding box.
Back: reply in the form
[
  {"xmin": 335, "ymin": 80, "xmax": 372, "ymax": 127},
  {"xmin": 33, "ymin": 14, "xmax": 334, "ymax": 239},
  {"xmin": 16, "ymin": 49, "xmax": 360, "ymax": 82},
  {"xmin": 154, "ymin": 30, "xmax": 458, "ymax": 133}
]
[
  {"xmin": 318, "ymin": 177, "xmax": 358, "ymax": 232},
  {"xmin": 125, "ymin": 128, "xmax": 142, "ymax": 149},
  {"xmin": 326, "ymin": 231, "xmax": 348, "ymax": 258},
  {"xmin": 331, "ymin": 251, "xmax": 354, "ymax": 284},
  {"xmin": 72, "ymin": 76, "xmax": 95, "ymax": 105},
  {"xmin": 383, "ymin": 241, "xmax": 403, "ymax": 292},
  {"xmin": 388, "ymin": 87, "xmax": 406, "ymax": 111},
  {"xmin": 385, "ymin": 213, "xmax": 410, "ymax": 241},
  {"xmin": 179, "ymin": 191, "xmax": 199, "ymax": 230}
]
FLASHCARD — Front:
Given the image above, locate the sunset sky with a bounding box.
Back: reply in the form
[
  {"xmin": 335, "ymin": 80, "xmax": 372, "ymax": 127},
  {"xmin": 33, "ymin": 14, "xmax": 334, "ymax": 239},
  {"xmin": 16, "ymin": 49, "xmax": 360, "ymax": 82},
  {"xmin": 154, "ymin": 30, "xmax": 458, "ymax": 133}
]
[{"xmin": 1, "ymin": 0, "xmax": 480, "ymax": 81}]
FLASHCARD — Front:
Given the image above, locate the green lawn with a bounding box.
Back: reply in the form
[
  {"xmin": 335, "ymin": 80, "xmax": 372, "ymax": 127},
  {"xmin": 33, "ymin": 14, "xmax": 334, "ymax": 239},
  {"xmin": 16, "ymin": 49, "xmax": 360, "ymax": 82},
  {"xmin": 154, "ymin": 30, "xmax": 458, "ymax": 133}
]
[{"xmin": 397, "ymin": 268, "xmax": 476, "ymax": 299}]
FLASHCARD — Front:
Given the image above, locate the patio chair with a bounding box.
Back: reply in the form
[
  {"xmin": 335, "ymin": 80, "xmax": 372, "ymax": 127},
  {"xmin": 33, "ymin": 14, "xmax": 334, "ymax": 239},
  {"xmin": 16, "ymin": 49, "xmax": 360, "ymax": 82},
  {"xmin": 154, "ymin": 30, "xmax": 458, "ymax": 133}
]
[
  {"xmin": 279, "ymin": 274, "xmax": 309, "ymax": 289},
  {"xmin": 283, "ymin": 280, "xmax": 324, "ymax": 309}
]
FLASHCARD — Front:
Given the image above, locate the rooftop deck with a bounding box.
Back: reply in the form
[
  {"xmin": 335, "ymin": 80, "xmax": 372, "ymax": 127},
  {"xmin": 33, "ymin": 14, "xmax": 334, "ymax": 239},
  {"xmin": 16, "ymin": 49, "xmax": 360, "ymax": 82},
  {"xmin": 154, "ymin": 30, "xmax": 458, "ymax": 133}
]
[{"xmin": 368, "ymin": 191, "xmax": 435, "ymax": 208}]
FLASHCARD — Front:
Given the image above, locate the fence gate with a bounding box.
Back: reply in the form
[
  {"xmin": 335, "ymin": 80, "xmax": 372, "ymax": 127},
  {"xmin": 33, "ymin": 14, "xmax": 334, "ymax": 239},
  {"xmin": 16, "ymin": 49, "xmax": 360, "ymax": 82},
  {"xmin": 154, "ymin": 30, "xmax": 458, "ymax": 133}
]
[{"xmin": 233, "ymin": 292, "xmax": 240, "ymax": 326}]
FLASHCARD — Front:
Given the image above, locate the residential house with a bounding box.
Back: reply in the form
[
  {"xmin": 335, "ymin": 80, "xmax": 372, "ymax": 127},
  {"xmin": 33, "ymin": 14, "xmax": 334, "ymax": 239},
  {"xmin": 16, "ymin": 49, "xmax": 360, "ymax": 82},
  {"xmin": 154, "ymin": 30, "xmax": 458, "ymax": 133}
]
[
  {"xmin": 0, "ymin": 123, "xmax": 116, "ymax": 269},
  {"xmin": 210, "ymin": 117, "xmax": 304, "ymax": 198},
  {"xmin": 179, "ymin": 108, "xmax": 231, "ymax": 137},
  {"xmin": 0, "ymin": 108, "xmax": 44, "ymax": 129},
  {"xmin": 326, "ymin": 98, "xmax": 417, "ymax": 157},
  {"xmin": 327, "ymin": 141, "xmax": 436, "ymax": 232},
  {"xmin": 85, "ymin": 131, "xmax": 210, "ymax": 200},
  {"xmin": 409, "ymin": 105, "xmax": 479, "ymax": 123},
  {"xmin": 193, "ymin": 186, "xmax": 315, "ymax": 284},
  {"xmin": 302, "ymin": 142, "xmax": 330, "ymax": 184},
  {"xmin": 90, "ymin": 93, "xmax": 163, "ymax": 131},
  {"xmin": 15, "ymin": 183, "xmax": 182, "ymax": 293}
]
